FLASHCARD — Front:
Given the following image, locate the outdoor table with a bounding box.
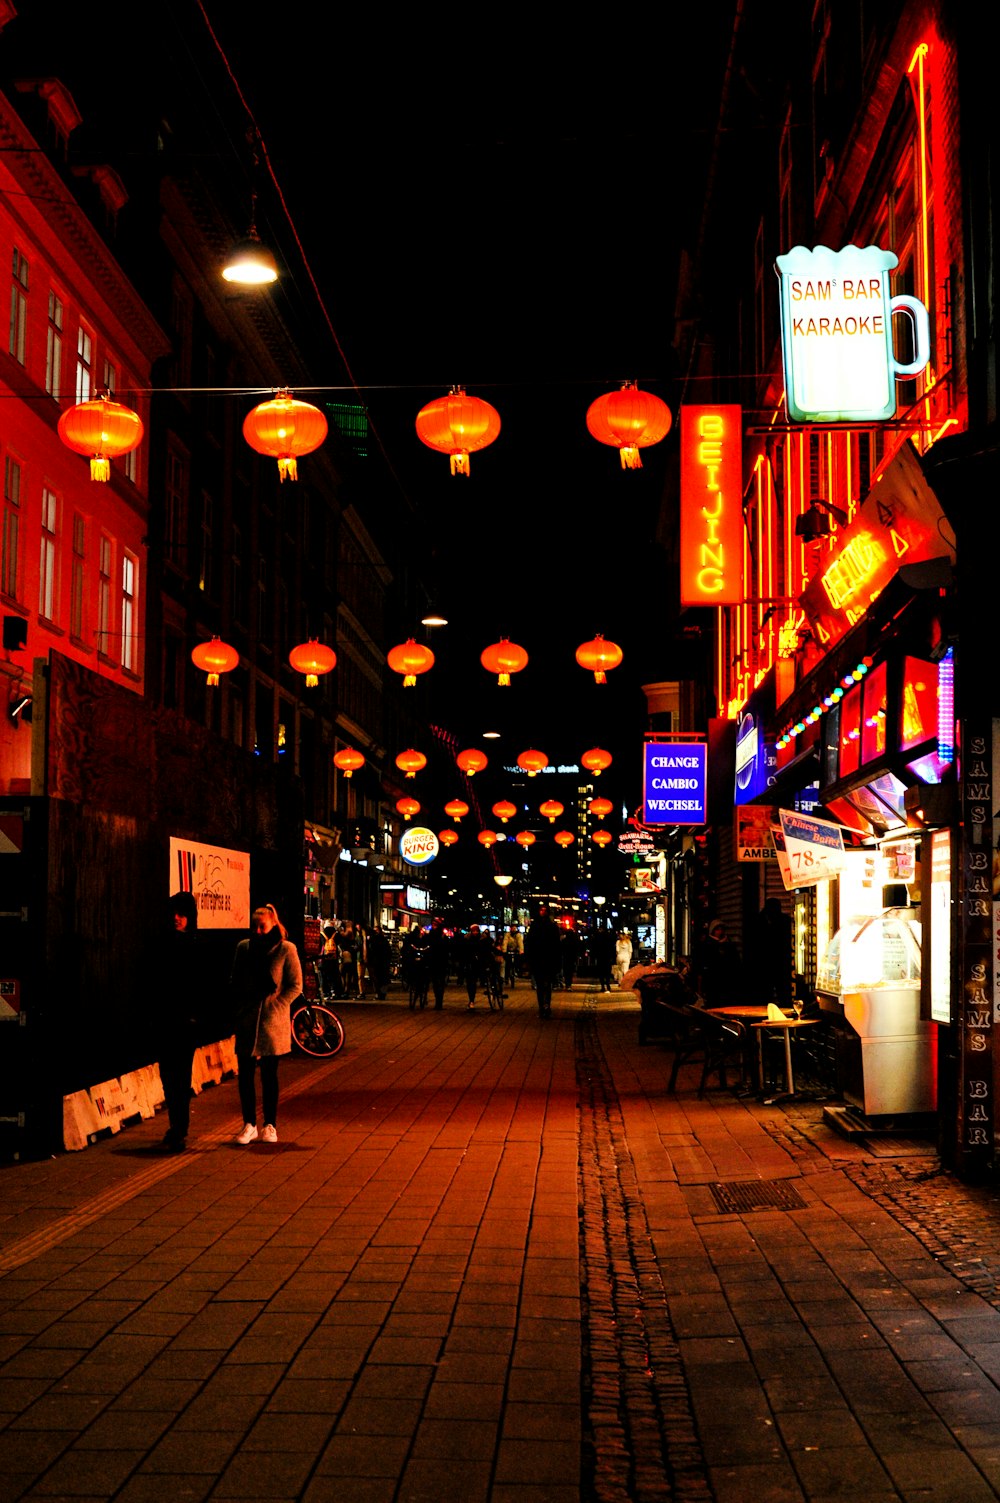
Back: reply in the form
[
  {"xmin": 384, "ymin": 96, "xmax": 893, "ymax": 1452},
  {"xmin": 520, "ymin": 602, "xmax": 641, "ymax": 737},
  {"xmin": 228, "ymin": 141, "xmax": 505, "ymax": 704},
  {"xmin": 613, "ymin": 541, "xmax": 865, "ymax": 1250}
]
[{"xmin": 752, "ymin": 1016, "xmax": 819, "ymax": 1102}]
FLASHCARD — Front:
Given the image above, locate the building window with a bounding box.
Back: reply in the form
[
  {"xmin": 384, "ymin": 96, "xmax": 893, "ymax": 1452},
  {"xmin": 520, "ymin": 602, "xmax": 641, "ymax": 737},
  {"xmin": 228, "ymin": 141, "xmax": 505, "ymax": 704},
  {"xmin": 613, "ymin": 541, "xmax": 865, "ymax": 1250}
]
[
  {"xmin": 71, "ymin": 512, "xmax": 87, "ymax": 642},
  {"xmin": 76, "ymin": 323, "xmax": 94, "ymax": 402},
  {"xmin": 121, "ymin": 551, "xmax": 137, "ymax": 672},
  {"xmin": 9, "ymin": 249, "xmax": 28, "ymax": 365},
  {"xmin": 102, "ymin": 357, "xmax": 117, "ymax": 395},
  {"xmin": 164, "ymin": 447, "xmax": 189, "ymax": 569},
  {"xmin": 45, "ymin": 292, "xmax": 63, "ymax": 398},
  {"xmin": 199, "ymin": 490, "xmax": 213, "ymax": 595},
  {"xmin": 256, "ymin": 556, "xmax": 268, "ymax": 642},
  {"xmin": 98, "ymin": 532, "xmax": 113, "ymax": 658},
  {"xmin": 2, "ymin": 456, "xmax": 20, "ymax": 600},
  {"xmin": 39, "ymin": 487, "xmax": 58, "ymax": 622}
]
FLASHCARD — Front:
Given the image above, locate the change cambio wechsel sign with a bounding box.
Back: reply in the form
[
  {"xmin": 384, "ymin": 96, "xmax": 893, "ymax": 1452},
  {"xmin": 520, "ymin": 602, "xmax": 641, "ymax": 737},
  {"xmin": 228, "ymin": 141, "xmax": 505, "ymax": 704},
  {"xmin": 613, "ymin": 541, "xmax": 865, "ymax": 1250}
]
[{"xmin": 775, "ymin": 245, "xmax": 930, "ymax": 423}]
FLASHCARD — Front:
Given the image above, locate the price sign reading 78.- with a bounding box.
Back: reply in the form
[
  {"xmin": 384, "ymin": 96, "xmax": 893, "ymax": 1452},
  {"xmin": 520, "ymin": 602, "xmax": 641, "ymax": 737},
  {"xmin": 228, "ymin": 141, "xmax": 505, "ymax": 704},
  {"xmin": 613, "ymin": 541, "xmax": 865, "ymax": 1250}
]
[{"xmin": 776, "ymin": 810, "xmax": 847, "ymax": 890}]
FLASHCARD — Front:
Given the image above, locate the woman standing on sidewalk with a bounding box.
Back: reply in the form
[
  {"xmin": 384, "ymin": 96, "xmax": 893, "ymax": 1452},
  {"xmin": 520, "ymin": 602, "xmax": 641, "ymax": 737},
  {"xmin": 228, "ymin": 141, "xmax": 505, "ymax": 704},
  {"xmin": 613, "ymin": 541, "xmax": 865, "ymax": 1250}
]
[{"xmin": 230, "ymin": 904, "xmax": 302, "ymax": 1145}]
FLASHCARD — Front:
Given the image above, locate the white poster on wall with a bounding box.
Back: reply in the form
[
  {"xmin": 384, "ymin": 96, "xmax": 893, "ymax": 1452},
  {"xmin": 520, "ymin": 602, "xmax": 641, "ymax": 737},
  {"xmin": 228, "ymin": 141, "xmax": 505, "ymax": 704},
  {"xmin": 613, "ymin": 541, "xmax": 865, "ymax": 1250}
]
[{"xmin": 168, "ymin": 837, "xmax": 251, "ymax": 930}]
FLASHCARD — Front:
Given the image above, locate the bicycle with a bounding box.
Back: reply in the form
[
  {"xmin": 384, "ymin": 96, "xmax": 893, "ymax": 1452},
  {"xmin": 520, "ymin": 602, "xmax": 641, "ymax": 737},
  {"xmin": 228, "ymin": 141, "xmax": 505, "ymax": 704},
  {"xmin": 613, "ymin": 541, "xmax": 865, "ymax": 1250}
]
[
  {"xmin": 291, "ymin": 1000, "xmax": 346, "ymax": 1057},
  {"xmin": 484, "ymin": 960, "xmax": 505, "ymax": 1011}
]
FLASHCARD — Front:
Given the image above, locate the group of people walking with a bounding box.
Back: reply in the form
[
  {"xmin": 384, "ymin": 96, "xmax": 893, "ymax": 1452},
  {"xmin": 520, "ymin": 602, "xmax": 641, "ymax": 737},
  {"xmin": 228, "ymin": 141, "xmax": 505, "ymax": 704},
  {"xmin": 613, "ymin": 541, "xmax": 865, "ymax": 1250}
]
[{"xmin": 318, "ymin": 920, "xmax": 392, "ymax": 1002}]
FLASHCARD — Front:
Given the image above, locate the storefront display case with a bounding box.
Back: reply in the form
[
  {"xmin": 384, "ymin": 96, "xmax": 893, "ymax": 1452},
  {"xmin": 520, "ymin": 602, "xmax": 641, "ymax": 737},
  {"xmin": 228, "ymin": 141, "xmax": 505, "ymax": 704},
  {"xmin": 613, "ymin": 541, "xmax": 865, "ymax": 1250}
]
[{"xmin": 816, "ymin": 906, "xmax": 936, "ymax": 1117}]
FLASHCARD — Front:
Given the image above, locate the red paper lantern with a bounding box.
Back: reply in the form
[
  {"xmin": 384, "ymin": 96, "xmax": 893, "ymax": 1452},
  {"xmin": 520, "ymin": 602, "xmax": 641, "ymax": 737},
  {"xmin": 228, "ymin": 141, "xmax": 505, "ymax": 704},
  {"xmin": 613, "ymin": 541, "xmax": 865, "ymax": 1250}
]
[
  {"xmin": 395, "ymin": 748, "xmax": 427, "ymax": 778},
  {"xmin": 415, "ymin": 386, "xmax": 501, "ymax": 476},
  {"xmin": 333, "ymin": 747, "xmax": 364, "ymax": 778},
  {"xmin": 575, "ymin": 634, "xmax": 623, "ymax": 684},
  {"xmin": 592, "ymin": 829, "xmax": 613, "ymax": 848},
  {"xmin": 444, "ymin": 799, "xmax": 469, "ymax": 823},
  {"xmin": 457, "ymin": 748, "xmax": 488, "ymax": 777},
  {"xmin": 480, "ymin": 638, "xmax": 528, "ymax": 686},
  {"xmin": 387, "ymin": 638, "xmax": 435, "ymax": 687},
  {"xmin": 539, "ymin": 800, "xmax": 564, "ymax": 824},
  {"xmin": 396, "ymin": 797, "xmax": 421, "ymax": 821},
  {"xmin": 242, "ymin": 390, "xmax": 328, "ymax": 481},
  {"xmin": 439, "ymin": 828, "xmax": 459, "ymax": 847},
  {"xmin": 554, "ymin": 830, "xmax": 575, "ymax": 849},
  {"xmin": 517, "ymin": 749, "xmax": 548, "ymax": 777},
  {"xmin": 478, "ymin": 830, "xmax": 498, "ymax": 849},
  {"xmin": 191, "ymin": 636, "xmax": 238, "ymax": 686},
  {"xmin": 589, "ymin": 797, "xmax": 613, "ymax": 820},
  {"xmin": 289, "ymin": 639, "xmax": 336, "ymax": 687},
  {"xmin": 57, "ymin": 396, "xmax": 143, "ymax": 482},
  {"xmin": 586, "ymin": 382, "xmax": 672, "ymax": 470},
  {"xmin": 515, "ymin": 831, "xmax": 536, "ymax": 849},
  {"xmin": 492, "ymin": 801, "xmax": 517, "ymax": 825},
  {"xmin": 581, "ymin": 747, "xmax": 612, "ymax": 776}
]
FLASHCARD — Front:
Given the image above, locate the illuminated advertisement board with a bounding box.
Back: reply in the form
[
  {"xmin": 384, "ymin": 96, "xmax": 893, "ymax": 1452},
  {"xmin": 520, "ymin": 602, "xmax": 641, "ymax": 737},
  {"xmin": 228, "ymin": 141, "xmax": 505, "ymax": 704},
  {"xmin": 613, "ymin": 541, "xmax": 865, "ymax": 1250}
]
[
  {"xmin": 679, "ymin": 404, "xmax": 743, "ymax": 606},
  {"xmin": 799, "ymin": 442, "xmax": 955, "ymax": 649},
  {"xmin": 169, "ymin": 837, "xmax": 250, "ymax": 929},
  {"xmin": 774, "ymin": 809, "xmax": 847, "ymax": 890},
  {"xmin": 930, "ymin": 829, "xmax": 952, "ymax": 1025},
  {"xmin": 775, "ymin": 244, "xmax": 930, "ymax": 423},
  {"xmin": 642, "ymin": 742, "xmax": 707, "ymax": 825},
  {"xmin": 733, "ymin": 676, "xmax": 777, "ymax": 802},
  {"xmin": 400, "ymin": 827, "xmax": 439, "ymax": 866}
]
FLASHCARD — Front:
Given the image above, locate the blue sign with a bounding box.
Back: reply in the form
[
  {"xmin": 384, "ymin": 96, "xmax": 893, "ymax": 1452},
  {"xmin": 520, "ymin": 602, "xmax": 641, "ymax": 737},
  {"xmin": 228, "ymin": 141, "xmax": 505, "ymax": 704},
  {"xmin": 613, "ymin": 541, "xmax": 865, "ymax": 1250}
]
[
  {"xmin": 643, "ymin": 742, "xmax": 707, "ymax": 825},
  {"xmin": 733, "ymin": 678, "xmax": 777, "ymax": 803}
]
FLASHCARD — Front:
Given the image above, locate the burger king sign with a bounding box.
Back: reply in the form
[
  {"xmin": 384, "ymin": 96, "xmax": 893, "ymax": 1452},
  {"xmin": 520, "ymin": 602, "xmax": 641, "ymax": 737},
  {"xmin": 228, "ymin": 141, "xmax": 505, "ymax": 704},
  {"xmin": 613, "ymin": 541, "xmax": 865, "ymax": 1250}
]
[{"xmin": 400, "ymin": 826, "xmax": 439, "ymax": 866}]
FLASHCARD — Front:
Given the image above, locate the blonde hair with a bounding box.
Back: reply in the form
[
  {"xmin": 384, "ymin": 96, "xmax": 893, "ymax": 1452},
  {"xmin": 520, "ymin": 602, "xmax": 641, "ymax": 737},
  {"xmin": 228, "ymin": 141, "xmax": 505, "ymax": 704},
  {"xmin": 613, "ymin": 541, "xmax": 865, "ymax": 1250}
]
[{"xmin": 252, "ymin": 903, "xmax": 287, "ymax": 939}]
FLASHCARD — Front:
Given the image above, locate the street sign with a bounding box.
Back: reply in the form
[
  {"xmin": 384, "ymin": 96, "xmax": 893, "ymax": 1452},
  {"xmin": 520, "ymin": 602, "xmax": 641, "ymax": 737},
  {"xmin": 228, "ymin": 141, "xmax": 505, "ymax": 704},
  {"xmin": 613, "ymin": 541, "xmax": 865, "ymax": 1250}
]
[
  {"xmin": 642, "ymin": 742, "xmax": 707, "ymax": 825},
  {"xmin": 775, "ymin": 809, "xmax": 846, "ymax": 889}
]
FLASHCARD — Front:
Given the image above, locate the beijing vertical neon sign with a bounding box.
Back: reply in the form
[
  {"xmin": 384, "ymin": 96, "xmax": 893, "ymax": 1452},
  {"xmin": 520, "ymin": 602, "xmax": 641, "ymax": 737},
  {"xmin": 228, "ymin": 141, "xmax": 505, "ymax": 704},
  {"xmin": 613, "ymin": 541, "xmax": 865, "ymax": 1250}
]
[{"xmin": 680, "ymin": 404, "xmax": 743, "ymax": 606}]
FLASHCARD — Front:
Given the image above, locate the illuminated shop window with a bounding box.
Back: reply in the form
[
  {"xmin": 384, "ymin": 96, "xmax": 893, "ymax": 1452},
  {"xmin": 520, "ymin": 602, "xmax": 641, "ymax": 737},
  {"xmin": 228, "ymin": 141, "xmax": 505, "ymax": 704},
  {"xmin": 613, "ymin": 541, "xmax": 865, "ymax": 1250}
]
[{"xmin": 860, "ymin": 661, "xmax": 887, "ymax": 764}]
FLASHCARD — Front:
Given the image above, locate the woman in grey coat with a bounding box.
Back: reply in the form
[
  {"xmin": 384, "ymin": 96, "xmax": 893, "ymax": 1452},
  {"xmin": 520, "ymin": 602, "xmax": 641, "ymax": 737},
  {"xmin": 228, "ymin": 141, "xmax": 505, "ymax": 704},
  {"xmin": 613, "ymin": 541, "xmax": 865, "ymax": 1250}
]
[{"xmin": 230, "ymin": 904, "xmax": 302, "ymax": 1144}]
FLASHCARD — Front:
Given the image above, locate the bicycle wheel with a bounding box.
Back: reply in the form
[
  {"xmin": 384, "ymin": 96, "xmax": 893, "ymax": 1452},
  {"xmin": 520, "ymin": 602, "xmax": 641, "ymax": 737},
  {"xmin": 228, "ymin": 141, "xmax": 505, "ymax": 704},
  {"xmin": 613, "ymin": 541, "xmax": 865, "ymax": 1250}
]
[{"xmin": 292, "ymin": 1004, "xmax": 345, "ymax": 1057}]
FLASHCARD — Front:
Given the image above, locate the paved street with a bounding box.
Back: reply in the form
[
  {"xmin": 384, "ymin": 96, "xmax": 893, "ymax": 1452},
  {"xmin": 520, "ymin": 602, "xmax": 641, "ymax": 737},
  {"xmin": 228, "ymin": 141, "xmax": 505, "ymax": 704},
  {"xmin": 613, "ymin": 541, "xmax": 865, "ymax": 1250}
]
[{"xmin": 3, "ymin": 985, "xmax": 1000, "ymax": 1502}]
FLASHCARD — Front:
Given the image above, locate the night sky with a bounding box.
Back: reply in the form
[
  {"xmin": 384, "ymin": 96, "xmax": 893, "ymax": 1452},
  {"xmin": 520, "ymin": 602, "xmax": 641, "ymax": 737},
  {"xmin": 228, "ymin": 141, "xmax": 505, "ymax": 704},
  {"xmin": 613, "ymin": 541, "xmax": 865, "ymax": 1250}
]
[{"xmin": 4, "ymin": 1, "xmax": 740, "ymax": 809}]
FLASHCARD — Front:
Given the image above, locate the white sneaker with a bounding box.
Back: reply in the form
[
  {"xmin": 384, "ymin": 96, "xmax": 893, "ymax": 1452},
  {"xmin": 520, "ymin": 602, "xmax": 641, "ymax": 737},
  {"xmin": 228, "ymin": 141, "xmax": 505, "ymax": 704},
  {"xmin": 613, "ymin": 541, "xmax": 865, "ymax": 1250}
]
[
  {"xmin": 236, "ymin": 1123, "xmax": 258, "ymax": 1145},
  {"xmin": 261, "ymin": 1124, "xmax": 278, "ymax": 1144}
]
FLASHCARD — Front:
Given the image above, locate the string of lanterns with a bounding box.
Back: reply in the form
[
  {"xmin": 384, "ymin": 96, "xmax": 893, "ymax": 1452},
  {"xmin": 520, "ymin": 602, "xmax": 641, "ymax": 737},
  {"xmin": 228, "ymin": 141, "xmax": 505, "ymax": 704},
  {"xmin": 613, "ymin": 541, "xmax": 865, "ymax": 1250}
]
[
  {"xmin": 55, "ymin": 381, "xmax": 671, "ymax": 490},
  {"xmin": 190, "ymin": 631, "xmax": 623, "ymax": 690}
]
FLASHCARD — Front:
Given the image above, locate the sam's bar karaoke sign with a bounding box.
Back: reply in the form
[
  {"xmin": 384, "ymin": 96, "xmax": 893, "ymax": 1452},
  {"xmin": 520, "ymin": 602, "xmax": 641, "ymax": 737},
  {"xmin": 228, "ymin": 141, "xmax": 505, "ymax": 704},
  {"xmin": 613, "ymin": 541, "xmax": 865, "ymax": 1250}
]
[
  {"xmin": 775, "ymin": 245, "xmax": 930, "ymax": 423},
  {"xmin": 679, "ymin": 404, "xmax": 743, "ymax": 606}
]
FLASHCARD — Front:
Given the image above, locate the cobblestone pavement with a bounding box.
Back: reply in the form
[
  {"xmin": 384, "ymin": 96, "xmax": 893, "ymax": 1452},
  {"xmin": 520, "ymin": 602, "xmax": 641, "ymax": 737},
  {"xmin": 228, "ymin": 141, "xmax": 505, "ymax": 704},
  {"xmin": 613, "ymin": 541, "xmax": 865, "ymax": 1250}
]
[{"xmin": 3, "ymin": 989, "xmax": 1000, "ymax": 1501}]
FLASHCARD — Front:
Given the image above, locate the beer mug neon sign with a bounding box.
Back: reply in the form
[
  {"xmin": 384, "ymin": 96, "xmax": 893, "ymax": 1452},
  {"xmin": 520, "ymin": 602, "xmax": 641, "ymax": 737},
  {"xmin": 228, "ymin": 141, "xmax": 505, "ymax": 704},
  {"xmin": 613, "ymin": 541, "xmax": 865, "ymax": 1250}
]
[{"xmin": 775, "ymin": 245, "xmax": 930, "ymax": 423}]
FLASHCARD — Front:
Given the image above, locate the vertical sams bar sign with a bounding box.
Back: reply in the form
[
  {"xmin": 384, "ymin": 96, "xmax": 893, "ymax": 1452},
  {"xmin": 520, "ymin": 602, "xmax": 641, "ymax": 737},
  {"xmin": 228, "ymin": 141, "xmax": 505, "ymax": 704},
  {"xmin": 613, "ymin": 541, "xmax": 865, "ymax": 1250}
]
[
  {"xmin": 643, "ymin": 742, "xmax": 707, "ymax": 824},
  {"xmin": 680, "ymin": 404, "xmax": 743, "ymax": 606}
]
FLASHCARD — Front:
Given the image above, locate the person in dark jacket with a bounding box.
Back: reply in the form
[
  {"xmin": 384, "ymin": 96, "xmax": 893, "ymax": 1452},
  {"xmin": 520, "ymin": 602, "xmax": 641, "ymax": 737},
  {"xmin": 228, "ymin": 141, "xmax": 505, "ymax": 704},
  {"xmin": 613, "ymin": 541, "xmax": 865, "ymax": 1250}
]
[
  {"xmin": 230, "ymin": 904, "xmax": 302, "ymax": 1145},
  {"xmin": 561, "ymin": 927, "xmax": 581, "ymax": 990},
  {"xmin": 593, "ymin": 927, "xmax": 616, "ymax": 992},
  {"xmin": 155, "ymin": 891, "xmax": 201, "ymax": 1152},
  {"xmin": 525, "ymin": 907, "xmax": 562, "ymax": 1016},
  {"xmin": 426, "ymin": 917, "xmax": 451, "ymax": 1009},
  {"xmin": 366, "ymin": 923, "xmax": 392, "ymax": 1000},
  {"xmin": 699, "ymin": 919, "xmax": 742, "ymax": 1008}
]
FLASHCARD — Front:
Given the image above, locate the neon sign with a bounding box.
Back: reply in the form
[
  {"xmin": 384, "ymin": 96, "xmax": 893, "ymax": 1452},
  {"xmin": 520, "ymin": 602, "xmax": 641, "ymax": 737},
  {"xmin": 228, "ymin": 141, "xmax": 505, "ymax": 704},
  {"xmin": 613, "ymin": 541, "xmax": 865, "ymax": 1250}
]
[
  {"xmin": 799, "ymin": 443, "xmax": 954, "ymax": 649},
  {"xmin": 775, "ymin": 245, "xmax": 930, "ymax": 423},
  {"xmin": 679, "ymin": 404, "xmax": 743, "ymax": 606}
]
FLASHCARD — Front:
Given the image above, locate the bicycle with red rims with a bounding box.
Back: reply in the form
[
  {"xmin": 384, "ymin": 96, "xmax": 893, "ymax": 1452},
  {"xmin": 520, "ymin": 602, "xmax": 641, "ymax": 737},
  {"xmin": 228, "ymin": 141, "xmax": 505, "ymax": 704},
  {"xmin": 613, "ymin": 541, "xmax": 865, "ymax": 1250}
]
[{"xmin": 291, "ymin": 1000, "xmax": 345, "ymax": 1057}]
